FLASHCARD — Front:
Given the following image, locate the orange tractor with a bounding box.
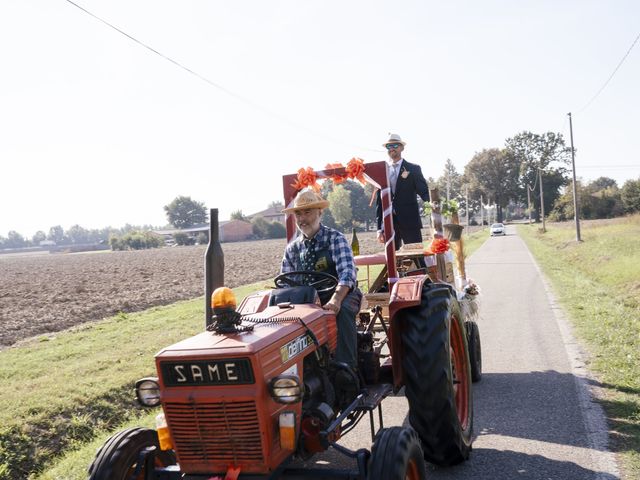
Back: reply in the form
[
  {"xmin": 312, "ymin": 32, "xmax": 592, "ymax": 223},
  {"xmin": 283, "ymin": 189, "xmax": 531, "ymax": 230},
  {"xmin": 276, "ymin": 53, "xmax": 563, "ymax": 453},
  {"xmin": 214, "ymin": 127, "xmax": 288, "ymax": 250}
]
[{"xmin": 88, "ymin": 160, "xmax": 477, "ymax": 480}]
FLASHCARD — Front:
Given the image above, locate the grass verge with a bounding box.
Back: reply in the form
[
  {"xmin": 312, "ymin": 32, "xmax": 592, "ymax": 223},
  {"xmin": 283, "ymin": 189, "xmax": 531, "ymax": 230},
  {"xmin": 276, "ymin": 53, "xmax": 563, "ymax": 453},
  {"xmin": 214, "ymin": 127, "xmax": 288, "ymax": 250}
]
[
  {"xmin": 4, "ymin": 233, "xmax": 488, "ymax": 480},
  {"xmin": 0, "ymin": 281, "xmax": 270, "ymax": 480},
  {"xmin": 518, "ymin": 216, "xmax": 640, "ymax": 479}
]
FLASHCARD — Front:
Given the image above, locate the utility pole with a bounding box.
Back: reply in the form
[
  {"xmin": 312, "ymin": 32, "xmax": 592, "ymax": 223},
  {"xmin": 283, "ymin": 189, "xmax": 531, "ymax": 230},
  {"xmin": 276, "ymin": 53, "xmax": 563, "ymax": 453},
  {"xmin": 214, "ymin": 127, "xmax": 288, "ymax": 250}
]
[
  {"xmin": 480, "ymin": 194, "xmax": 484, "ymax": 227},
  {"xmin": 568, "ymin": 112, "xmax": 582, "ymax": 242},
  {"xmin": 527, "ymin": 185, "xmax": 532, "ymax": 224},
  {"xmin": 538, "ymin": 167, "xmax": 546, "ymax": 233}
]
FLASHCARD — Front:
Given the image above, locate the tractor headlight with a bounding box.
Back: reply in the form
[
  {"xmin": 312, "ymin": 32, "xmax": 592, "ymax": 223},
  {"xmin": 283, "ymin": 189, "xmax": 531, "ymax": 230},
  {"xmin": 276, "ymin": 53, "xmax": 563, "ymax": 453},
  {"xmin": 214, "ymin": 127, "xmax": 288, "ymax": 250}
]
[
  {"xmin": 269, "ymin": 375, "xmax": 302, "ymax": 404},
  {"xmin": 135, "ymin": 377, "xmax": 161, "ymax": 407}
]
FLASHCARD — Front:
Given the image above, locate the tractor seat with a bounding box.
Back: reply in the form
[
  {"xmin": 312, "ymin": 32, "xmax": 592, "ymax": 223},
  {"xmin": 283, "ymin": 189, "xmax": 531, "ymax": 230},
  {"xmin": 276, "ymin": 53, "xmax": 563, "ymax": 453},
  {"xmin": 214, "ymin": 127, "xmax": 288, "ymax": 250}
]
[{"xmin": 268, "ymin": 286, "xmax": 319, "ymax": 306}]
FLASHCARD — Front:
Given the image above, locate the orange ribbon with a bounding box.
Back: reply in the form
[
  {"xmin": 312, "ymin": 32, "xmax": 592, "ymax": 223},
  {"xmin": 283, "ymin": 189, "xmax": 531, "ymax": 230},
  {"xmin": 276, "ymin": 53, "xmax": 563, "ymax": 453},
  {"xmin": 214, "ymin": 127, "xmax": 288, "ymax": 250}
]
[
  {"xmin": 346, "ymin": 157, "xmax": 366, "ymax": 184},
  {"xmin": 291, "ymin": 167, "xmax": 320, "ymax": 192},
  {"xmin": 291, "ymin": 159, "xmax": 367, "ymax": 191},
  {"xmin": 425, "ymin": 237, "xmax": 450, "ymax": 254}
]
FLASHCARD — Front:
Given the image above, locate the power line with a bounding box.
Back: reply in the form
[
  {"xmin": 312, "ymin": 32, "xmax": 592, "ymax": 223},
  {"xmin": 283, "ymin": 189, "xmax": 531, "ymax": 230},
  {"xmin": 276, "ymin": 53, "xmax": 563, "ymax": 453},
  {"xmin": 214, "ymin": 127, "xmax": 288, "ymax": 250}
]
[
  {"xmin": 63, "ymin": 0, "xmax": 379, "ymax": 152},
  {"xmin": 577, "ymin": 165, "xmax": 639, "ymax": 169},
  {"xmin": 577, "ymin": 29, "xmax": 640, "ymax": 114}
]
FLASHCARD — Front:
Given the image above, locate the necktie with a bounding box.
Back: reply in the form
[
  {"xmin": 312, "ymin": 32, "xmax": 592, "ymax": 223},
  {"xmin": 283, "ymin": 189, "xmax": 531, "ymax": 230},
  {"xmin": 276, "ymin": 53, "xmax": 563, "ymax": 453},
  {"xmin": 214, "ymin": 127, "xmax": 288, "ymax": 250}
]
[
  {"xmin": 303, "ymin": 238, "xmax": 317, "ymax": 271},
  {"xmin": 390, "ymin": 164, "xmax": 399, "ymax": 194}
]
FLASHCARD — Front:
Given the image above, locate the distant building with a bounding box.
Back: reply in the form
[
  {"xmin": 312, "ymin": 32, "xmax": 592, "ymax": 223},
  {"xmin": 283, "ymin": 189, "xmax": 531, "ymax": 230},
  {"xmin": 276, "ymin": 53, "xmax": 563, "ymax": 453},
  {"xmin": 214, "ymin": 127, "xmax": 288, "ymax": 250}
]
[{"xmin": 247, "ymin": 204, "xmax": 285, "ymax": 225}]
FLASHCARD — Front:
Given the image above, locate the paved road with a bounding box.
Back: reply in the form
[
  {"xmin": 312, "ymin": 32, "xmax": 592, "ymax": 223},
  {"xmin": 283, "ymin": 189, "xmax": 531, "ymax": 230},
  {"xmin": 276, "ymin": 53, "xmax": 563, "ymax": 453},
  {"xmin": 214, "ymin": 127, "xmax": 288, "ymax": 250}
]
[{"xmin": 295, "ymin": 225, "xmax": 620, "ymax": 479}]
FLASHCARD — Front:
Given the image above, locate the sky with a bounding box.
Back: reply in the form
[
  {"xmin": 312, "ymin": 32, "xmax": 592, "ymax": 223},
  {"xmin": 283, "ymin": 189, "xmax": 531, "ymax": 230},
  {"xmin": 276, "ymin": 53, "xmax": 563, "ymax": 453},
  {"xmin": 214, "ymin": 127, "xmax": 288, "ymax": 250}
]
[{"xmin": 1, "ymin": 0, "xmax": 639, "ymax": 239}]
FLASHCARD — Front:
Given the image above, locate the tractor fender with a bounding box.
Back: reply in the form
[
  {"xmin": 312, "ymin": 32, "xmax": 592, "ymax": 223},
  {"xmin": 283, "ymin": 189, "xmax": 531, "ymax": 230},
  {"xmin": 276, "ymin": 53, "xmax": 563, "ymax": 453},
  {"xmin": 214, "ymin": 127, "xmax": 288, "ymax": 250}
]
[{"xmin": 388, "ymin": 275, "xmax": 430, "ymax": 387}]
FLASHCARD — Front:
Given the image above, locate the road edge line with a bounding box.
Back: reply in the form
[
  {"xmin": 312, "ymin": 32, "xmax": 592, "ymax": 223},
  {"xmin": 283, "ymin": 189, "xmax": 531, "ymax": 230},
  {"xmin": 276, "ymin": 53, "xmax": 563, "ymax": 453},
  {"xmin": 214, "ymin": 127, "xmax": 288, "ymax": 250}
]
[{"xmin": 524, "ymin": 246, "xmax": 621, "ymax": 479}]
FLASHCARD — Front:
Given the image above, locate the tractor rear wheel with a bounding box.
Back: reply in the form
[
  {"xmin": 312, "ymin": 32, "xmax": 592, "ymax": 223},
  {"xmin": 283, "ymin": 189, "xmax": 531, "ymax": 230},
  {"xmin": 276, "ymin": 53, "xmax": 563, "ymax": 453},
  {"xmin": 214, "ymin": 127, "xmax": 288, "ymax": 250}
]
[
  {"xmin": 466, "ymin": 320, "xmax": 482, "ymax": 382},
  {"xmin": 400, "ymin": 283, "xmax": 473, "ymax": 466},
  {"xmin": 88, "ymin": 427, "xmax": 176, "ymax": 480},
  {"xmin": 367, "ymin": 426, "xmax": 427, "ymax": 480}
]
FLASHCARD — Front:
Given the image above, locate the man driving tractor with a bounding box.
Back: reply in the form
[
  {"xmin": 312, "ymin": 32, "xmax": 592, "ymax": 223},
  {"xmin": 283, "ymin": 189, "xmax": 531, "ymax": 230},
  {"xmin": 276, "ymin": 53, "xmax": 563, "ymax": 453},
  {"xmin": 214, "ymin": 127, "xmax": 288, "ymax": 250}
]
[{"xmin": 280, "ymin": 189, "xmax": 362, "ymax": 369}]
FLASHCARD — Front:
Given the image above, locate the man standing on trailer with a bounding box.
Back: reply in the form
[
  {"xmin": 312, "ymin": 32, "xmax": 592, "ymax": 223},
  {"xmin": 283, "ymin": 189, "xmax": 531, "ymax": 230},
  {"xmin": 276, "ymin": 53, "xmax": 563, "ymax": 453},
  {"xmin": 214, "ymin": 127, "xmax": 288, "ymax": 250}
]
[{"xmin": 375, "ymin": 133, "xmax": 430, "ymax": 250}]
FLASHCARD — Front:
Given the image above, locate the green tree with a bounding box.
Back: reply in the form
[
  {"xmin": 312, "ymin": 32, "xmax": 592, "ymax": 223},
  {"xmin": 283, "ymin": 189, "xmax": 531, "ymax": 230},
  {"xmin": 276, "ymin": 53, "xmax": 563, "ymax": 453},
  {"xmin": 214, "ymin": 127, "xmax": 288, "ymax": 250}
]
[
  {"xmin": 342, "ymin": 181, "xmax": 375, "ymax": 229},
  {"xmin": 321, "ymin": 180, "xmax": 375, "ymax": 229},
  {"xmin": 164, "ymin": 196, "xmax": 207, "ymax": 229},
  {"xmin": 6, "ymin": 231, "xmax": 26, "ymax": 248},
  {"xmin": 321, "ymin": 206, "xmax": 338, "ymax": 230},
  {"xmin": 590, "ymin": 177, "xmax": 618, "ymax": 190},
  {"xmin": 327, "ymin": 185, "xmax": 352, "ymax": 231},
  {"xmin": 173, "ymin": 232, "xmax": 194, "ymax": 246},
  {"xmin": 435, "ymin": 159, "xmax": 463, "ymax": 201},
  {"xmin": 47, "ymin": 225, "xmax": 64, "ymax": 244},
  {"xmin": 230, "ymin": 210, "xmax": 246, "ymax": 221},
  {"xmin": 109, "ymin": 235, "xmax": 123, "ymax": 250},
  {"xmin": 32, "ymin": 231, "xmax": 47, "ymax": 245},
  {"xmin": 266, "ymin": 221, "xmax": 286, "ymax": 238},
  {"xmin": 67, "ymin": 224, "xmax": 89, "ymax": 244},
  {"xmin": 549, "ymin": 179, "xmax": 624, "ymax": 221},
  {"xmin": 251, "ymin": 217, "xmax": 271, "ymax": 239},
  {"xmin": 505, "ymin": 131, "xmax": 571, "ymax": 221},
  {"xmin": 582, "ymin": 179, "xmax": 623, "ymax": 219},
  {"xmin": 463, "ymin": 148, "xmax": 520, "ymax": 222},
  {"xmin": 621, "ymin": 178, "xmax": 640, "ymax": 213},
  {"xmin": 109, "ymin": 231, "xmax": 164, "ymax": 250}
]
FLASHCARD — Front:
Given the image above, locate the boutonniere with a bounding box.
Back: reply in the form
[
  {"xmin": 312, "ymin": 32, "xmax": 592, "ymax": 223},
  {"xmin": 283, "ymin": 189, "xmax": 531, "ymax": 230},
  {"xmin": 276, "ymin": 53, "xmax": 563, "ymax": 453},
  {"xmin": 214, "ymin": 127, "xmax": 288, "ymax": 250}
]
[{"xmin": 400, "ymin": 168, "xmax": 410, "ymax": 179}]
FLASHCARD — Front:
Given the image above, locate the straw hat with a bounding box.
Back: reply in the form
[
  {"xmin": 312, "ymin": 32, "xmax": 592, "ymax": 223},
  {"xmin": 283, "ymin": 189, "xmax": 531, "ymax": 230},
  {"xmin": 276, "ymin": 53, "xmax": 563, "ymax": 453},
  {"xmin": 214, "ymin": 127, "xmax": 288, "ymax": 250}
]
[
  {"xmin": 282, "ymin": 190, "xmax": 329, "ymax": 213},
  {"xmin": 382, "ymin": 133, "xmax": 406, "ymax": 147}
]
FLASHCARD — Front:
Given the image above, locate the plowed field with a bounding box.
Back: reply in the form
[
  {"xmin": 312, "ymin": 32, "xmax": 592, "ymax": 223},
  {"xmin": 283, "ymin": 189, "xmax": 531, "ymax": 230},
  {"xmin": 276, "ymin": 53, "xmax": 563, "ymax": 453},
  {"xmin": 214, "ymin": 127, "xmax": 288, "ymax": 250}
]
[{"xmin": 0, "ymin": 233, "xmax": 379, "ymax": 348}]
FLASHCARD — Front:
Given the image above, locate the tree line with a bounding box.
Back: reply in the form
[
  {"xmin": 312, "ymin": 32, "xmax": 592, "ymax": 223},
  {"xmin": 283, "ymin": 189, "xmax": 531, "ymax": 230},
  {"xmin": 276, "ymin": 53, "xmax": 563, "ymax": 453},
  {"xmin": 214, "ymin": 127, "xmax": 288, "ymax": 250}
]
[
  {"xmin": 4, "ymin": 136, "xmax": 639, "ymax": 250},
  {"xmin": 431, "ymin": 130, "xmax": 640, "ymax": 223},
  {"xmin": 0, "ymin": 224, "xmax": 160, "ymax": 250}
]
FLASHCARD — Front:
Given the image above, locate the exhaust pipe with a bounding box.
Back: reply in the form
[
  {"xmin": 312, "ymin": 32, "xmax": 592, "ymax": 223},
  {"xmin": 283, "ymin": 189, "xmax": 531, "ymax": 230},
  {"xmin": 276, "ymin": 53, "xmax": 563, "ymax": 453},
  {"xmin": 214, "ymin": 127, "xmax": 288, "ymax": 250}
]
[{"xmin": 205, "ymin": 209, "xmax": 224, "ymax": 328}]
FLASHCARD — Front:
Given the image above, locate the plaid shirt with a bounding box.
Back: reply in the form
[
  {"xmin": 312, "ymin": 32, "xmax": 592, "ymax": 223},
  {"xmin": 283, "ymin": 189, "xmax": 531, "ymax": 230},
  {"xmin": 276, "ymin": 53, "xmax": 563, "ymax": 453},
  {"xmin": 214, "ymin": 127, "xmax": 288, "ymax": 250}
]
[{"xmin": 281, "ymin": 224, "xmax": 357, "ymax": 289}]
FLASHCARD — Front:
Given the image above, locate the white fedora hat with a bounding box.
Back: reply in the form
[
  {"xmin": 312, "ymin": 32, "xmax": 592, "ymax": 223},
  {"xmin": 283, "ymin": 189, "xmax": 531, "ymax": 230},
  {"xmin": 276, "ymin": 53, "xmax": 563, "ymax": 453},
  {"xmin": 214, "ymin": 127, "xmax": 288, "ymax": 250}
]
[{"xmin": 382, "ymin": 133, "xmax": 406, "ymax": 147}]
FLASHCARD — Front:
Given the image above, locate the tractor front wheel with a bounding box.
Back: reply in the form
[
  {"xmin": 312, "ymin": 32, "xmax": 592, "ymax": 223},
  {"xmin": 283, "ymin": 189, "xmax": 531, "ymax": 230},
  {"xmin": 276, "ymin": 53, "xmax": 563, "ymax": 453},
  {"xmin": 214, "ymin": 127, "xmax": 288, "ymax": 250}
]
[
  {"xmin": 400, "ymin": 283, "xmax": 473, "ymax": 466},
  {"xmin": 367, "ymin": 427, "xmax": 427, "ymax": 480},
  {"xmin": 88, "ymin": 427, "xmax": 176, "ymax": 480}
]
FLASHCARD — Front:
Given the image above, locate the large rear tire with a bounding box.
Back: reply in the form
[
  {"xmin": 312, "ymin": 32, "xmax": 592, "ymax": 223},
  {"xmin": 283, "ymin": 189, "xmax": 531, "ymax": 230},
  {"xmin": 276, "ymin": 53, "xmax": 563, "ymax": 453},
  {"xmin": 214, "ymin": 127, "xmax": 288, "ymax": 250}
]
[
  {"xmin": 88, "ymin": 427, "xmax": 176, "ymax": 480},
  {"xmin": 400, "ymin": 283, "xmax": 473, "ymax": 466},
  {"xmin": 367, "ymin": 427, "xmax": 427, "ymax": 480},
  {"xmin": 466, "ymin": 320, "xmax": 482, "ymax": 382}
]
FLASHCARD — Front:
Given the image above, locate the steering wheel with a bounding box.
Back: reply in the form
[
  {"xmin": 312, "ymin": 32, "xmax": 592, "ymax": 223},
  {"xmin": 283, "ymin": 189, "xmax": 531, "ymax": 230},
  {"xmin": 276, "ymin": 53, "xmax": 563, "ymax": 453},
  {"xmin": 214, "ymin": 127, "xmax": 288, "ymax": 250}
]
[{"xmin": 274, "ymin": 271, "xmax": 338, "ymax": 302}]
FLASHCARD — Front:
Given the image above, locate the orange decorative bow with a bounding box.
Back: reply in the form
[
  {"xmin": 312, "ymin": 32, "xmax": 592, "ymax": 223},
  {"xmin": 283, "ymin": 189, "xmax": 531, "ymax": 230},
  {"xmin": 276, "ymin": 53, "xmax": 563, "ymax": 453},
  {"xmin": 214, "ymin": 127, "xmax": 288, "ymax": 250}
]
[
  {"xmin": 346, "ymin": 157, "xmax": 366, "ymax": 184},
  {"xmin": 291, "ymin": 167, "xmax": 320, "ymax": 192},
  {"xmin": 426, "ymin": 237, "xmax": 450, "ymax": 254}
]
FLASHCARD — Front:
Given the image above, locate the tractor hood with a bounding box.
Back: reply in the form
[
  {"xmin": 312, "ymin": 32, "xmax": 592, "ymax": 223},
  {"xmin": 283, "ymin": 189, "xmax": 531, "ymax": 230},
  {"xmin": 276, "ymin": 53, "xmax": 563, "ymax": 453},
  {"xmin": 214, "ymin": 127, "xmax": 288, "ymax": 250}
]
[{"xmin": 155, "ymin": 304, "xmax": 328, "ymax": 360}]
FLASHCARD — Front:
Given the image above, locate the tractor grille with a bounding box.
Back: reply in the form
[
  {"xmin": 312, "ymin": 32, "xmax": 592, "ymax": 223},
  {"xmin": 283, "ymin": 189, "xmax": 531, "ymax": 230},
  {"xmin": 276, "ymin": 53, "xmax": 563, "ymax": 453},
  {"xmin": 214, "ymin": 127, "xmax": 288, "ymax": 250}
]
[{"xmin": 164, "ymin": 400, "xmax": 264, "ymax": 464}]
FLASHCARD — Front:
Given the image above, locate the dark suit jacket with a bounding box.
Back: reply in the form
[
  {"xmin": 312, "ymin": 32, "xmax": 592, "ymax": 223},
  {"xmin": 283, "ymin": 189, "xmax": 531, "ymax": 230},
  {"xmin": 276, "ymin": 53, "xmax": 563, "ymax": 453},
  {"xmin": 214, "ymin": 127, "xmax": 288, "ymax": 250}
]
[{"xmin": 376, "ymin": 159, "xmax": 430, "ymax": 231}]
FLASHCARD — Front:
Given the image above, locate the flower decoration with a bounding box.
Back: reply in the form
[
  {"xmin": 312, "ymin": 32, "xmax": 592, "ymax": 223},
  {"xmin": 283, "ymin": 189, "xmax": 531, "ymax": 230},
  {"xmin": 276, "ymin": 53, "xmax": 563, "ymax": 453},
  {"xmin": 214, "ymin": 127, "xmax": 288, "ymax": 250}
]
[
  {"xmin": 426, "ymin": 237, "xmax": 450, "ymax": 254},
  {"xmin": 464, "ymin": 281, "xmax": 480, "ymax": 296},
  {"xmin": 346, "ymin": 157, "xmax": 366, "ymax": 184},
  {"xmin": 423, "ymin": 199, "xmax": 459, "ymax": 217},
  {"xmin": 291, "ymin": 167, "xmax": 320, "ymax": 192},
  {"xmin": 325, "ymin": 163, "xmax": 347, "ymax": 184},
  {"xmin": 291, "ymin": 158, "xmax": 366, "ymax": 192}
]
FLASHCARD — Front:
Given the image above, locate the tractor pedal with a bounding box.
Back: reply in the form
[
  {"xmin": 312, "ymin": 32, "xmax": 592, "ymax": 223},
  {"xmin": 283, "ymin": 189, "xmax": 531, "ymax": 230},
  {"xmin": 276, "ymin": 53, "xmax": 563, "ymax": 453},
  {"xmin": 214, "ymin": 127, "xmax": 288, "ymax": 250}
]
[{"xmin": 356, "ymin": 383, "xmax": 393, "ymax": 411}]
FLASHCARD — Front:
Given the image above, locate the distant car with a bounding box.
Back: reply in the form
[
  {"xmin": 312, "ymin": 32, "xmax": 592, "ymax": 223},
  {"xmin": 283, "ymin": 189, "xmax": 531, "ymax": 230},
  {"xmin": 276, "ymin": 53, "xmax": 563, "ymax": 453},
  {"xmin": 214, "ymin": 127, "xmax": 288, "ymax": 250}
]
[{"xmin": 490, "ymin": 223, "xmax": 506, "ymax": 236}]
